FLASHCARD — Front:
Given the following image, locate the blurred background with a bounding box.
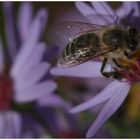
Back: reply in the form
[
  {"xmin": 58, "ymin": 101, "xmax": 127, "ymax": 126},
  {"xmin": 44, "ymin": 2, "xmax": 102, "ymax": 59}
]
[{"xmin": 0, "ymin": 1, "xmax": 140, "ymax": 138}]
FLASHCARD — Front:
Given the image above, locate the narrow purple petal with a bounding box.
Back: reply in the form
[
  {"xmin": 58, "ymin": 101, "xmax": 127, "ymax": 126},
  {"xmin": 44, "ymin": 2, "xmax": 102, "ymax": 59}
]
[
  {"xmin": 91, "ymin": 2, "xmax": 115, "ymax": 16},
  {"xmin": 70, "ymin": 80, "xmax": 126, "ymax": 113},
  {"xmin": 10, "ymin": 43, "xmax": 47, "ymax": 79},
  {"xmin": 38, "ymin": 93, "xmax": 71, "ymax": 109},
  {"xmin": 117, "ymin": 2, "xmax": 139, "ymax": 18},
  {"xmin": 75, "ymin": 2, "xmax": 95, "ymax": 17},
  {"xmin": 86, "ymin": 82, "xmax": 130, "ymax": 138},
  {"xmin": 0, "ymin": 111, "xmax": 21, "ymax": 138},
  {"xmin": 0, "ymin": 38, "xmax": 4, "ymax": 73},
  {"xmin": 14, "ymin": 81, "xmax": 57, "ymax": 103},
  {"xmin": 51, "ymin": 61, "xmax": 111, "ymax": 78},
  {"xmin": 91, "ymin": 2, "xmax": 118, "ymax": 24},
  {"xmin": 116, "ymin": 5, "xmax": 125, "ymax": 18},
  {"xmin": 25, "ymin": 8, "xmax": 48, "ymax": 46},
  {"xmin": 75, "ymin": 2, "xmax": 116, "ymax": 25},
  {"xmin": 2, "ymin": 2, "xmax": 17, "ymax": 61},
  {"xmin": 18, "ymin": 2, "xmax": 33, "ymax": 42},
  {"xmin": 20, "ymin": 43, "xmax": 47, "ymax": 73},
  {"xmin": 131, "ymin": 2, "xmax": 139, "ymax": 16},
  {"xmin": 11, "ymin": 9, "xmax": 48, "ymax": 77},
  {"xmin": 14, "ymin": 62, "xmax": 50, "ymax": 91},
  {"xmin": 123, "ymin": 2, "xmax": 139, "ymax": 16}
]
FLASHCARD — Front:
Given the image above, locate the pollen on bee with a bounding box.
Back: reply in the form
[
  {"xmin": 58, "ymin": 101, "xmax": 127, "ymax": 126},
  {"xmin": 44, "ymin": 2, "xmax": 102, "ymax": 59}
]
[{"xmin": 115, "ymin": 57, "xmax": 140, "ymax": 83}]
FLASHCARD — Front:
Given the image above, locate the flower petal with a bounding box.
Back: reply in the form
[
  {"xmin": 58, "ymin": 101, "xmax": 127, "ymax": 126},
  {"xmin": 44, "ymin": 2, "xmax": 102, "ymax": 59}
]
[
  {"xmin": 86, "ymin": 82, "xmax": 130, "ymax": 138},
  {"xmin": 91, "ymin": 2, "xmax": 118, "ymax": 24},
  {"xmin": 20, "ymin": 43, "xmax": 47, "ymax": 73},
  {"xmin": 75, "ymin": 2, "xmax": 95, "ymax": 17},
  {"xmin": 0, "ymin": 111, "xmax": 21, "ymax": 138},
  {"xmin": 38, "ymin": 93, "xmax": 71, "ymax": 109},
  {"xmin": 51, "ymin": 61, "xmax": 111, "ymax": 78},
  {"xmin": 123, "ymin": 2, "xmax": 139, "ymax": 16},
  {"xmin": 13, "ymin": 62, "xmax": 50, "ymax": 91},
  {"xmin": 75, "ymin": 2, "xmax": 116, "ymax": 25},
  {"xmin": 26, "ymin": 8, "xmax": 48, "ymax": 46},
  {"xmin": 18, "ymin": 2, "xmax": 33, "ymax": 42},
  {"xmin": 116, "ymin": 5, "xmax": 125, "ymax": 18},
  {"xmin": 14, "ymin": 81, "xmax": 57, "ymax": 103},
  {"xmin": 91, "ymin": 2, "xmax": 115, "ymax": 16},
  {"xmin": 117, "ymin": 2, "xmax": 139, "ymax": 18},
  {"xmin": 11, "ymin": 9, "xmax": 48, "ymax": 77},
  {"xmin": 2, "ymin": 2, "xmax": 18, "ymax": 60},
  {"xmin": 10, "ymin": 43, "xmax": 47, "ymax": 79},
  {"xmin": 70, "ymin": 80, "xmax": 126, "ymax": 113}
]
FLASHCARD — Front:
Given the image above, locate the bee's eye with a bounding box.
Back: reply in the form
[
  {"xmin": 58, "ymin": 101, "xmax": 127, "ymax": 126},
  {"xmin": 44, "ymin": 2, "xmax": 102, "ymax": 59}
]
[{"xmin": 103, "ymin": 29, "xmax": 124, "ymax": 48}]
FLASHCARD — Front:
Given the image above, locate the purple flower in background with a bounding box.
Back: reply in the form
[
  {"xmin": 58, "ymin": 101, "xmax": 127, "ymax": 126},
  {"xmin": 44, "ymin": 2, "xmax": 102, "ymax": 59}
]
[
  {"xmin": 51, "ymin": 2, "xmax": 140, "ymax": 138},
  {"xmin": 0, "ymin": 2, "xmax": 57, "ymax": 138},
  {"xmin": 75, "ymin": 1, "xmax": 140, "ymax": 26}
]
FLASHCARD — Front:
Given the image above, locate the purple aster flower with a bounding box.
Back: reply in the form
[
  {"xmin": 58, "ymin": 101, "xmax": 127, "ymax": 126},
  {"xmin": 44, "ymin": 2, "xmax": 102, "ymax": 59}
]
[
  {"xmin": 75, "ymin": 1, "xmax": 140, "ymax": 26},
  {"xmin": 51, "ymin": 2, "xmax": 140, "ymax": 138},
  {"xmin": 0, "ymin": 2, "xmax": 57, "ymax": 138}
]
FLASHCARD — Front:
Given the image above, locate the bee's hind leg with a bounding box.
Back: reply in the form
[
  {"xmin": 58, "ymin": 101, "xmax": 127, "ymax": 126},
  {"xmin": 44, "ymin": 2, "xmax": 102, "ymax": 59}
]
[{"xmin": 100, "ymin": 57, "xmax": 123, "ymax": 80}]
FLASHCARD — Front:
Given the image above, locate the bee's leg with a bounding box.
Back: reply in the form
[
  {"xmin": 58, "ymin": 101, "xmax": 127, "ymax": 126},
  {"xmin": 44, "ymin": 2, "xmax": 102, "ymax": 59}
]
[
  {"xmin": 112, "ymin": 58, "xmax": 125, "ymax": 69},
  {"xmin": 100, "ymin": 56, "xmax": 111, "ymax": 78},
  {"xmin": 100, "ymin": 57, "xmax": 123, "ymax": 80},
  {"xmin": 102, "ymin": 71, "xmax": 123, "ymax": 80},
  {"xmin": 110, "ymin": 71, "xmax": 123, "ymax": 80}
]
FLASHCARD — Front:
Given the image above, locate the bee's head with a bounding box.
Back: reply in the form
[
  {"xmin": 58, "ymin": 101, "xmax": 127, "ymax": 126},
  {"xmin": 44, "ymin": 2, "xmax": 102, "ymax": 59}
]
[{"xmin": 125, "ymin": 27, "xmax": 139, "ymax": 51}]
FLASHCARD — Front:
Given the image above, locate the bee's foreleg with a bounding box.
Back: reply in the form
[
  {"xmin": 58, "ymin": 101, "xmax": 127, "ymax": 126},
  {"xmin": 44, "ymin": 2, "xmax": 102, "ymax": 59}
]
[
  {"xmin": 100, "ymin": 57, "xmax": 123, "ymax": 80},
  {"xmin": 100, "ymin": 56, "xmax": 111, "ymax": 78},
  {"xmin": 100, "ymin": 56, "xmax": 108, "ymax": 73}
]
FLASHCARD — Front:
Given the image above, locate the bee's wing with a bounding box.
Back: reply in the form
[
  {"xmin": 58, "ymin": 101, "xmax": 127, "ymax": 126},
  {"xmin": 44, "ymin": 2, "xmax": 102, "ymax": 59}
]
[
  {"xmin": 57, "ymin": 45, "xmax": 116, "ymax": 68},
  {"xmin": 56, "ymin": 21, "xmax": 107, "ymax": 38},
  {"xmin": 86, "ymin": 14, "xmax": 118, "ymax": 25}
]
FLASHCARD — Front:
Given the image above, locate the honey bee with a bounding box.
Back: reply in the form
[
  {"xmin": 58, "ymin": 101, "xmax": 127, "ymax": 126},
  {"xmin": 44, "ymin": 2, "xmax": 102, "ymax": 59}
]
[{"xmin": 57, "ymin": 21, "xmax": 140, "ymax": 80}]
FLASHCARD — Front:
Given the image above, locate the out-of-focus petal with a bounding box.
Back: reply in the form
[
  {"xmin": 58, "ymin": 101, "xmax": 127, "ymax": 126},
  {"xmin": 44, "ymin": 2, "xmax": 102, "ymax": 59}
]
[
  {"xmin": 2, "ymin": 2, "xmax": 17, "ymax": 60},
  {"xmin": 18, "ymin": 2, "xmax": 33, "ymax": 42},
  {"xmin": 75, "ymin": 2, "xmax": 95, "ymax": 17},
  {"xmin": 51, "ymin": 61, "xmax": 111, "ymax": 78},
  {"xmin": 86, "ymin": 82, "xmax": 130, "ymax": 138},
  {"xmin": 91, "ymin": 2, "xmax": 118, "ymax": 24},
  {"xmin": 123, "ymin": 2, "xmax": 139, "ymax": 16},
  {"xmin": 117, "ymin": 2, "xmax": 139, "ymax": 18},
  {"xmin": 0, "ymin": 111, "xmax": 21, "ymax": 138},
  {"xmin": 11, "ymin": 9, "xmax": 48, "ymax": 77},
  {"xmin": 70, "ymin": 80, "xmax": 127, "ymax": 113},
  {"xmin": 20, "ymin": 43, "xmax": 47, "ymax": 73},
  {"xmin": 91, "ymin": 2, "xmax": 115, "ymax": 16},
  {"xmin": 13, "ymin": 62, "xmax": 50, "ymax": 90},
  {"xmin": 10, "ymin": 43, "xmax": 47, "ymax": 79},
  {"xmin": 26, "ymin": 8, "xmax": 48, "ymax": 46},
  {"xmin": 38, "ymin": 93, "xmax": 71, "ymax": 109},
  {"xmin": 0, "ymin": 38, "xmax": 4, "ymax": 73},
  {"xmin": 75, "ymin": 2, "xmax": 116, "ymax": 25},
  {"xmin": 14, "ymin": 81, "xmax": 57, "ymax": 103}
]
